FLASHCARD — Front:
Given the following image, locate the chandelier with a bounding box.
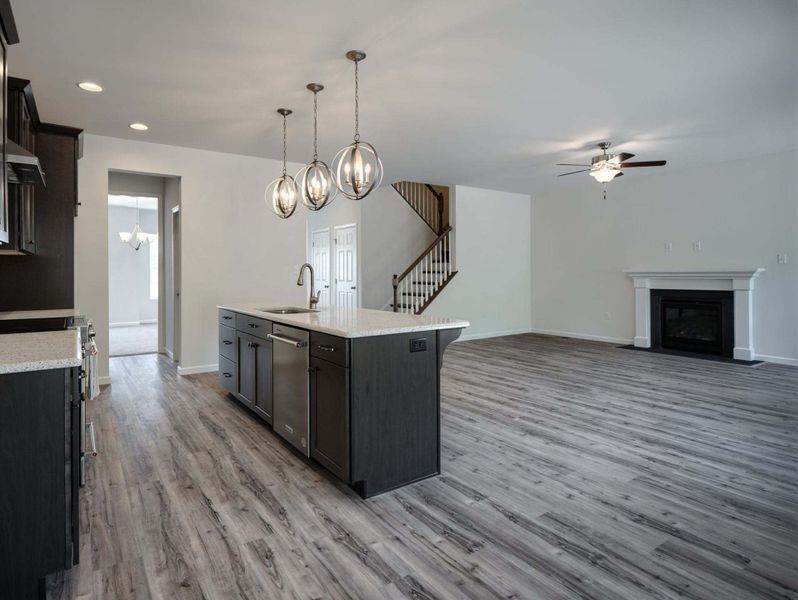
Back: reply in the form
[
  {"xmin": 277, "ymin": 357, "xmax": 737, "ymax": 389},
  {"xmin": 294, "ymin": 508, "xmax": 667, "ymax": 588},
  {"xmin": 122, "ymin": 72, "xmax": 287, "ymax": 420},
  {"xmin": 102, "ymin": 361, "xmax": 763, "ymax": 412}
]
[
  {"xmin": 332, "ymin": 51, "xmax": 383, "ymax": 200},
  {"xmin": 118, "ymin": 197, "xmax": 157, "ymax": 251},
  {"xmin": 266, "ymin": 108, "xmax": 299, "ymax": 218},
  {"xmin": 297, "ymin": 83, "xmax": 336, "ymax": 211}
]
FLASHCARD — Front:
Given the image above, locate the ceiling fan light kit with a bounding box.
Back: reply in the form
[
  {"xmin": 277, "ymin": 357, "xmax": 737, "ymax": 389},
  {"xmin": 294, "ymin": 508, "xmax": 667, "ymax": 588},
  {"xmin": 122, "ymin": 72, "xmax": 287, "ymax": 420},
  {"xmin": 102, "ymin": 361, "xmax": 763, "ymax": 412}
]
[
  {"xmin": 557, "ymin": 141, "xmax": 666, "ymax": 198},
  {"xmin": 269, "ymin": 50, "xmax": 383, "ymax": 219}
]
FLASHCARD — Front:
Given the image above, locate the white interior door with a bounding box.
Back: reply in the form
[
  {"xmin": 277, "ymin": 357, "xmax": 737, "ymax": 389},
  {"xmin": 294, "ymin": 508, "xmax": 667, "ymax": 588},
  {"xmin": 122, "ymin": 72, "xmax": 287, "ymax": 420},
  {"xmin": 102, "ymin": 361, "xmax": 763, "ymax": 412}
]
[
  {"xmin": 311, "ymin": 228, "xmax": 331, "ymax": 307},
  {"xmin": 334, "ymin": 224, "xmax": 358, "ymax": 308}
]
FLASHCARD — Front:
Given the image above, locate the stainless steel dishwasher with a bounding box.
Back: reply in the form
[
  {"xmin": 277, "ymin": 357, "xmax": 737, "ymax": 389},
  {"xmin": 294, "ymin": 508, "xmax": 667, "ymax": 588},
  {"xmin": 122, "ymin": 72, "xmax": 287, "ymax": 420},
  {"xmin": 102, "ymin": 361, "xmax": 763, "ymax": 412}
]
[{"xmin": 268, "ymin": 324, "xmax": 310, "ymax": 456}]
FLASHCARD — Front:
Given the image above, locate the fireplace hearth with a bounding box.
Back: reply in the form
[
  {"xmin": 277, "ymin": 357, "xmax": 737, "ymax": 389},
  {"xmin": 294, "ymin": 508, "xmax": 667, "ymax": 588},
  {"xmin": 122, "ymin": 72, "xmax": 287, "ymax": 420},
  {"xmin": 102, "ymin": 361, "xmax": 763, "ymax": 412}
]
[{"xmin": 651, "ymin": 290, "xmax": 734, "ymax": 358}]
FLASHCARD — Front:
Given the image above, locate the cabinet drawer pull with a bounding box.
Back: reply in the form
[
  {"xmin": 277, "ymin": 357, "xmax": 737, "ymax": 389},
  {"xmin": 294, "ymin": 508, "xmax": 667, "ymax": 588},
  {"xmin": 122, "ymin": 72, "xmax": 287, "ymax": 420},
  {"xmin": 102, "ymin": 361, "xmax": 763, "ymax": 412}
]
[
  {"xmin": 317, "ymin": 344, "xmax": 336, "ymax": 352},
  {"xmin": 223, "ymin": 340, "xmax": 232, "ymax": 345},
  {"xmin": 222, "ymin": 315, "xmax": 232, "ymax": 320},
  {"xmin": 223, "ymin": 372, "xmax": 233, "ymax": 378},
  {"xmin": 248, "ymin": 323, "xmax": 259, "ymax": 328},
  {"xmin": 247, "ymin": 341, "xmax": 259, "ymax": 348}
]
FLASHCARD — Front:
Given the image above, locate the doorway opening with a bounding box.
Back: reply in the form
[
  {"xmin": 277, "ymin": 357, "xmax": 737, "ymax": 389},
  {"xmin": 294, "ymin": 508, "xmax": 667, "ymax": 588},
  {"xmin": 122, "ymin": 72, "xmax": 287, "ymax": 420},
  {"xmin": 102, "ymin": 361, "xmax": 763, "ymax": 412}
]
[{"xmin": 107, "ymin": 171, "xmax": 180, "ymax": 359}]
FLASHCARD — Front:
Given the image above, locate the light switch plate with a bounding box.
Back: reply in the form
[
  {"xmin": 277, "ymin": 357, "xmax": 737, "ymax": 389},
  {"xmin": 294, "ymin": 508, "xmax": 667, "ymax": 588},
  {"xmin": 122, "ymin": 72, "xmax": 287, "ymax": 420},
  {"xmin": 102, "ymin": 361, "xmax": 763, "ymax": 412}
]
[
  {"xmin": 664, "ymin": 242, "xmax": 673, "ymax": 253},
  {"xmin": 777, "ymin": 254, "xmax": 788, "ymax": 264},
  {"xmin": 692, "ymin": 241, "xmax": 702, "ymax": 252}
]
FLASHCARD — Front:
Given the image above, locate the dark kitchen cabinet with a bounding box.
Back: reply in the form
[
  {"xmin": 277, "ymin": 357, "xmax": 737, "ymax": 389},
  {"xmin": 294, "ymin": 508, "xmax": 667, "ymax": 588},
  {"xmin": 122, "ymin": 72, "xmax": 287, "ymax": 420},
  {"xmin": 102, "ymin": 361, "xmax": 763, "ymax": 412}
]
[
  {"xmin": 236, "ymin": 331, "xmax": 256, "ymax": 408},
  {"xmin": 310, "ymin": 356, "xmax": 349, "ymax": 482},
  {"xmin": 253, "ymin": 335, "xmax": 273, "ymax": 423},
  {"xmin": 0, "ymin": 366, "xmax": 80, "ymax": 599},
  {"xmin": 2, "ymin": 77, "xmax": 39, "ymax": 254},
  {"xmin": 234, "ymin": 330, "xmax": 273, "ymax": 424}
]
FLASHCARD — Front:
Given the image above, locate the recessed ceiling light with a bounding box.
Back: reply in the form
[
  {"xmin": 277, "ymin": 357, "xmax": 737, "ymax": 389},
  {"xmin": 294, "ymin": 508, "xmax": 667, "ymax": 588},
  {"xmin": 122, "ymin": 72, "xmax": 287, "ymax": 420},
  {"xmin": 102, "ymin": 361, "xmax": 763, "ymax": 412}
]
[
  {"xmin": 129, "ymin": 123, "xmax": 149, "ymax": 131},
  {"xmin": 77, "ymin": 81, "xmax": 103, "ymax": 92}
]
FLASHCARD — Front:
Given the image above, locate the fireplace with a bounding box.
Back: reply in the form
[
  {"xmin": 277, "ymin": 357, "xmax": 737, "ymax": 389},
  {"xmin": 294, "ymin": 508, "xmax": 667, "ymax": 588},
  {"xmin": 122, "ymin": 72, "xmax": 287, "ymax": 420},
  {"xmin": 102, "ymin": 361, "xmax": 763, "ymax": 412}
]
[{"xmin": 651, "ymin": 290, "xmax": 734, "ymax": 357}]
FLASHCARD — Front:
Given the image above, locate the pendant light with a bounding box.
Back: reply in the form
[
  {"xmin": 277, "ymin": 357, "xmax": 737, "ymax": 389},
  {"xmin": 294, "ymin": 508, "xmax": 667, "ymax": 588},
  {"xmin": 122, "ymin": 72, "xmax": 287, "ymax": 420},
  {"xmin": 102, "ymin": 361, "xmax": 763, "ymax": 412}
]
[
  {"xmin": 118, "ymin": 197, "xmax": 157, "ymax": 251},
  {"xmin": 266, "ymin": 108, "xmax": 299, "ymax": 219},
  {"xmin": 333, "ymin": 50, "xmax": 383, "ymax": 200},
  {"xmin": 297, "ymin": 83, "xmax": 336, "ymax": 211}
]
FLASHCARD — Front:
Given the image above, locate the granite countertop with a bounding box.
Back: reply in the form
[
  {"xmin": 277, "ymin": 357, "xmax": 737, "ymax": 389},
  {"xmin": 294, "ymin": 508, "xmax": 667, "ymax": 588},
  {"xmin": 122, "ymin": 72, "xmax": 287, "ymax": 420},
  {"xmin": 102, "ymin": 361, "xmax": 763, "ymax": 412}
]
[
  {"xmin": 218, "ymin": 303, "xmax": 469, "ymax": 338},
  {"xmin": 0, "ymin": 308, "xmax": 80, "ymax": 321},
  {"xmin": 0, "ymin": 330, "xmax": 82, "ymax": 374}
]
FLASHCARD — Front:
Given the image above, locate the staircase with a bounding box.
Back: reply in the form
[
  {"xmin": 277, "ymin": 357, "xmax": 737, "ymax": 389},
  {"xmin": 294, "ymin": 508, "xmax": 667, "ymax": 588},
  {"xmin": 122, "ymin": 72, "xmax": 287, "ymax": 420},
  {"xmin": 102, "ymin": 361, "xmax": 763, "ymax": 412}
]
[{"xmin": 390, "ymin": 182, "xmax": 457, "ymax": 314}]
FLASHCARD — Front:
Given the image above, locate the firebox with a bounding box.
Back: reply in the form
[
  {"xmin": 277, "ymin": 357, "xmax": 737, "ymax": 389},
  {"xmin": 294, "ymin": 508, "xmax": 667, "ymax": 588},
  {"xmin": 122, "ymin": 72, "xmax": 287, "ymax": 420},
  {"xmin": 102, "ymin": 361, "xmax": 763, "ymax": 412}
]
[{"xmin": 650, "ymin": 290, "xmax": 734, "ymax": 357}]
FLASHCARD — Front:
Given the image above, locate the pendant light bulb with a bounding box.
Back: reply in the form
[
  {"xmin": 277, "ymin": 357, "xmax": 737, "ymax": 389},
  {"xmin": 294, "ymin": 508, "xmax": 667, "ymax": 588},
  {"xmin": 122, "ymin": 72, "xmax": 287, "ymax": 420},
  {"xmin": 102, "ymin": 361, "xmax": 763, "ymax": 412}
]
[
  {"xmin": 333, "ymin": 51, "xmax": 383, "ymax": 201},
  {"xmin": 298, "ymin": 83, "xmax": 336, "ymax": 211},
  {"xmin": 267, "ymin": 109, "xmax": 299, "ymax": 219}
]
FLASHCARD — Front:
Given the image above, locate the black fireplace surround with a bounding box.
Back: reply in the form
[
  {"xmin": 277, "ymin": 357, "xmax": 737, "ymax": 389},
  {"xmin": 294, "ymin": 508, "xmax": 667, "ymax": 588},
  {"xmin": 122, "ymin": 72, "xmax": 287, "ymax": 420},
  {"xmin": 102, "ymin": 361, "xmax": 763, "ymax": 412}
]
[{"xmin": 650, "ymin": 289, "xmax": 734, "ymax": 358}]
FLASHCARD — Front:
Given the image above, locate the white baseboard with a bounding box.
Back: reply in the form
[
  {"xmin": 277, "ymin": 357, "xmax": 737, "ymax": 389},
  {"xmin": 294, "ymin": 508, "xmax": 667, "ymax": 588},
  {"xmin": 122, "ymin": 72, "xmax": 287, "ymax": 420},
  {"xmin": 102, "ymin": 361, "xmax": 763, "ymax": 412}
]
[
  {"xmin": 177, "ymin": 363, "xmax": 218, "ymax": 376},
  {"xmin": 457, "ymin": 327, "xmax": 534, "ymax": 342},
  {"xmin": 98, "ymin": 375, "xmax": 111, "ymax": 386},
  {"xmin": 109, "ymin": 320, "xmax": 157, "ymax": 327},
  {"xmin": 754, "ymin": 354, "xmax": 798, "ymax": 367},
  {"xmin": 528, "ymin": 328, "xmax": 634, "ymax": 345}
]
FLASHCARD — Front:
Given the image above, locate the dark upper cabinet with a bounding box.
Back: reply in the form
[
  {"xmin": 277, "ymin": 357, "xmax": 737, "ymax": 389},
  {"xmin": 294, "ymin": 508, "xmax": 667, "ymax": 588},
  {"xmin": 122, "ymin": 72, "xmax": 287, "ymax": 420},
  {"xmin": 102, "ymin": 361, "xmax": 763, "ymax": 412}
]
[
  {"xmin": 310, "ymin": 355, "xmax": 350, "ymax": 482},
  {"xmin": 1, "ymin": 77, "xmax": 39, "ymax": 254}
]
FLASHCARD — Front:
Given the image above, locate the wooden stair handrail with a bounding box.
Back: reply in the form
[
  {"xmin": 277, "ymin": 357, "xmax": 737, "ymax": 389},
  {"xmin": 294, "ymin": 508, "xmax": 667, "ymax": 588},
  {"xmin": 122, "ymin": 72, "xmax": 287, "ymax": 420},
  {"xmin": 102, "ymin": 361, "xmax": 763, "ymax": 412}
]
[{"xmin": 392, "ymin": 226, "xmax": 452, "ymax": 285}]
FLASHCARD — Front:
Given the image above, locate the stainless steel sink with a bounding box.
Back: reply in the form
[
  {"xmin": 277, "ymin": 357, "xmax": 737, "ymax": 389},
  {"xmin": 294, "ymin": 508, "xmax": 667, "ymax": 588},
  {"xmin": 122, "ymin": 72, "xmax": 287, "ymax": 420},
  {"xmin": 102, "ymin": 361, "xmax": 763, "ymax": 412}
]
[{"xmin": 258, "ymin": 307, "xmax": 319, "ymax": 315}]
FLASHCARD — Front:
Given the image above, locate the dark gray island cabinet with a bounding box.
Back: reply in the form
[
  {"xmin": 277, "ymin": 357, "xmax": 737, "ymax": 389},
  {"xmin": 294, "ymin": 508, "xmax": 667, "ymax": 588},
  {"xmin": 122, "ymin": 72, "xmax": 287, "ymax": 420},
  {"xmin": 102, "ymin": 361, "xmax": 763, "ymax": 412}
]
[{"xmin": 217, "ymin": 305, "xmax": 468, "ymax": 498}]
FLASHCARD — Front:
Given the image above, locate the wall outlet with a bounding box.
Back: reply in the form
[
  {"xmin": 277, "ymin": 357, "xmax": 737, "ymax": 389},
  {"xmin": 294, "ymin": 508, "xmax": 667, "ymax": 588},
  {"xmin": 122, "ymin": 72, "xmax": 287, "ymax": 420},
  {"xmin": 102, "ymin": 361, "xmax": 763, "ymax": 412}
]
[
  {"xmin": 777, "ymin": 253, "xmax": 788, "ymax": 265},
  {"xmin": 664, "ymin": 242, "xmax": 673, "ymax": 253},
  {"xmin": 692, "ymin": 240, "xmax": 702, "ymax": 252}
]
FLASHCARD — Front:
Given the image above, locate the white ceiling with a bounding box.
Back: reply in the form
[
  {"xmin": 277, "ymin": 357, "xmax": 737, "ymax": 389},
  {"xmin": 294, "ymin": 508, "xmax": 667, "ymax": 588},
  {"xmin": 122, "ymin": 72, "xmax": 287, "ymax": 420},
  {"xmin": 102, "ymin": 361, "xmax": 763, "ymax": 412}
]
[{"xmin": 10, "ymin": 0, "xmax": 797, "ymax": 195}]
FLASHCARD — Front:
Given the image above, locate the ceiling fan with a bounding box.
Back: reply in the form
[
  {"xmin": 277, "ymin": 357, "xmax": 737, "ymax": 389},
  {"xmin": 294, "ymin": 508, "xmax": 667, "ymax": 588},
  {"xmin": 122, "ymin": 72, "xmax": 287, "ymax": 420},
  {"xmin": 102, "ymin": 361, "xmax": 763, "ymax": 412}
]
[{"xmin": 557, "ymin": 142, "xmax": 666, "ymax": 198}]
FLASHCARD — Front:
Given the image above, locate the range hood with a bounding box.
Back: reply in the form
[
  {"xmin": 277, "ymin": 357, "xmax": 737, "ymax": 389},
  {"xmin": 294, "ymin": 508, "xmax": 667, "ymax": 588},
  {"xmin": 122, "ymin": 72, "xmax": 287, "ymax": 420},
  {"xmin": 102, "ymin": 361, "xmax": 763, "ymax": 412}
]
[{"xmin": 6, "ymin": 139, "xmax": 46, "ymax": 186}]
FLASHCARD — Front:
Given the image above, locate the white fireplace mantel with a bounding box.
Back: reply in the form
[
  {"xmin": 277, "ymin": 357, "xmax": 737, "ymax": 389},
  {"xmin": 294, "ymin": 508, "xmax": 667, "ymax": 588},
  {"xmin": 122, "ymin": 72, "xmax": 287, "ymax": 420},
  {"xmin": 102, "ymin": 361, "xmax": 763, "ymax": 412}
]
[{"xmin": 623, "ymin": 269, "xmax": 765, "ymax": 361}]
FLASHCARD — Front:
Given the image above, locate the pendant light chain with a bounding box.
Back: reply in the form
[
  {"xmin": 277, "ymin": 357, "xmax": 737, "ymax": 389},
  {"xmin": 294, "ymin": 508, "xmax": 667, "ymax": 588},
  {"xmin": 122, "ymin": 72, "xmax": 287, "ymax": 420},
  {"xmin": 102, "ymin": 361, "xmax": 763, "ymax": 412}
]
[
  {"xmin": 353, "ymin": 59, "xmax": 360, "ymax": 142},
  {"xmin": 281, "ymin": 112, "xmax": 287, "ymax": 176},
  {"xmin": 313, "ymin": 90, "xmax": 319, "ymax": 161}
]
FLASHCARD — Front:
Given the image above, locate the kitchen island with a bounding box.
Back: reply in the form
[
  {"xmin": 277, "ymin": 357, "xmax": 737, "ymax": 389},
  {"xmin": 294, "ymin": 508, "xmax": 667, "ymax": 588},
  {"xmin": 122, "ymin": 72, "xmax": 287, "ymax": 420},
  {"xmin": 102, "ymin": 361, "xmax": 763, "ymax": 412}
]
[{"xmin": 218, "ymin": 303, "xmax": 468, "ymax": 498}]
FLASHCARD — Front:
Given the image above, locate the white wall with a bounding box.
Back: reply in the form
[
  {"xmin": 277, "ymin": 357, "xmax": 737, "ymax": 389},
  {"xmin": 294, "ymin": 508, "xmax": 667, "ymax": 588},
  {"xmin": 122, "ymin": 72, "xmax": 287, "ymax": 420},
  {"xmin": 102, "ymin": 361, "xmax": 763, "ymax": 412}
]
[
  {"xmin": 360, "ymin": 186, "xmax": 437, "ymax": 310},
  {"xmin": 77, "ymin": 134, "xmax": 307, "ymax": 381},
  {"xmin": 424, "ymin": 186, "xmax": 533, "ymax": 340},
  {"xmin": 530, "ymin": 150, "xmax": 798, "ymax": 364},
  {"xmin": 107, "ymin": 205, "xmax": 158, "ymax": 324}
]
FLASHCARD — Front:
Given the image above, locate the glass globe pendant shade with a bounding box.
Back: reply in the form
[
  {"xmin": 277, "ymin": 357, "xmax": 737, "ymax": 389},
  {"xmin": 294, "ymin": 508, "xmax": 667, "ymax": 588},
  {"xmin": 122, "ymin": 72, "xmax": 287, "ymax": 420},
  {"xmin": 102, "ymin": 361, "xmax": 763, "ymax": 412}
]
[
  {"xmin": 298, "ymin": 160, "xmax": 335, "ymax": 210},
  {"xmin": 589, "ymin": 163, "xmax": 621, "ymax": 183},
  {"xmin": 266, "ymin": 173, "xmax": 298, "ymax": 219},
  {"xmin": 333, "ymin": 140, "xmax": 383, "ymax": 200}
]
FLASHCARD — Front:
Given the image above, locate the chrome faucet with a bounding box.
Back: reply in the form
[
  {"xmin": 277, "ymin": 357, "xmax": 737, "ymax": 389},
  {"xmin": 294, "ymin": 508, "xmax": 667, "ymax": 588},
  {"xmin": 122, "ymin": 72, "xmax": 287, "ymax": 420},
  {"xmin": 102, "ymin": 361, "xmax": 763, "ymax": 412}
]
[{"xmin": 297, "ymin": 263, "xmax": 320, "ymax": 309}]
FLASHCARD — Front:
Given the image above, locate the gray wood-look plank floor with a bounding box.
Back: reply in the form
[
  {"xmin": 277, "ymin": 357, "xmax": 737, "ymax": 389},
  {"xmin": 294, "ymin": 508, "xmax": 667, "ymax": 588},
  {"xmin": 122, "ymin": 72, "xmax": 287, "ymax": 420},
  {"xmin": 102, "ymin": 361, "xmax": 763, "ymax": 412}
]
[{"xmin": 48, "ymin": 334, "xmax": 798, "ymax": 599}]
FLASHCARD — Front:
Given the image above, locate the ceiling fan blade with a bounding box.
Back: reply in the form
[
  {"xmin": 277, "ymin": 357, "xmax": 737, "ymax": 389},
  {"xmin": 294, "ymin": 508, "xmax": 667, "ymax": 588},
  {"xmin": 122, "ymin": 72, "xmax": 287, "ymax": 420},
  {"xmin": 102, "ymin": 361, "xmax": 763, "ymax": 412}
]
[
  {"xmin": 557, "ymin": 169, "xmax": 590, "ymax": 177},
  {"xmin": 556, "ymin": 163, "xmax": 591, "ymax": 167},
  {"xmin": 619, "ymin": 160, "xmax": 667, "ymax": 168},
  {"xmin": 617, "ymin": 152, "xmax": 635, "ymax": 162}
]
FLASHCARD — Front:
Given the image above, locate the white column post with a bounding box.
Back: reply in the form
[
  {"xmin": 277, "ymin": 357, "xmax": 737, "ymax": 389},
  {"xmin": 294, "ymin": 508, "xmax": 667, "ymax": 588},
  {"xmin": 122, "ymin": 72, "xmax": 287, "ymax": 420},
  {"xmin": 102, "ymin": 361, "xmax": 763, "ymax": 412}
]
[
  {"xmin": 633, "ymin": 278, "xmax": 651, "ymax": 348},
  {"xmin": 733, "ymin": 277, "xmax": 755, "ymax": 361}
]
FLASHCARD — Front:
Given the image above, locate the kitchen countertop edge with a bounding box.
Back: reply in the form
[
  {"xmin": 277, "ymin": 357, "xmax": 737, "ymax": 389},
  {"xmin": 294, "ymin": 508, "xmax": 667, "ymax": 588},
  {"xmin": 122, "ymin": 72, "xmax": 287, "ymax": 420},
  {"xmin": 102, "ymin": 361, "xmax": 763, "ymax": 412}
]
[
  {"xmin": 218, "ymin": 304, "xmax": 469, "ymax": 338},
  {"xmin": 0, "ymin": 330, "xmax": 82, "ymax": 375}
]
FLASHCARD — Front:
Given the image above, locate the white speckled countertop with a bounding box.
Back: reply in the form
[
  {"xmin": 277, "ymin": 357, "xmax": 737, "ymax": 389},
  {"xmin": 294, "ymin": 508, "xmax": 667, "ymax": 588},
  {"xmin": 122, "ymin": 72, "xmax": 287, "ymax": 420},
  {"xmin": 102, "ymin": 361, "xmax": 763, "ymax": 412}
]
[
  {"xmin": 219, "ymin": 303, "xmax": 469, "ymax": 338},
  {"xmin": 0, "ymin": 308, "xmax": 80, "ymax": 320},
  {"xmin": 0, "ymin": 330, "xmax": 82, "ymax": 374}
]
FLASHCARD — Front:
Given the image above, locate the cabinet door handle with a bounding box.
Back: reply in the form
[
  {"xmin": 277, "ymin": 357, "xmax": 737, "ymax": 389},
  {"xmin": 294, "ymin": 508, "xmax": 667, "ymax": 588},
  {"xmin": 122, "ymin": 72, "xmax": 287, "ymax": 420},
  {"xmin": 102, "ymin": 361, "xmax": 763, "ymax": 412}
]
[
  {"xmin": 317, "ymin": 344, "xmax": 336, "ymax": 352},
  {"xmin": 222, "ymin": 372, "xmax": 232, "ymax": 378},
  {"xmin": 223, "ymin": 340, "xmax": 232, "ymax": 345}
]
